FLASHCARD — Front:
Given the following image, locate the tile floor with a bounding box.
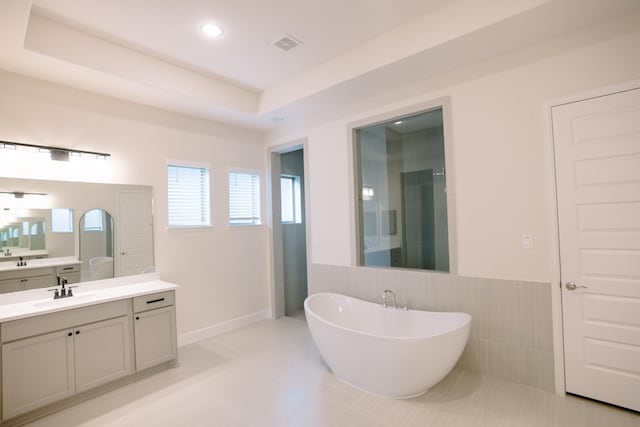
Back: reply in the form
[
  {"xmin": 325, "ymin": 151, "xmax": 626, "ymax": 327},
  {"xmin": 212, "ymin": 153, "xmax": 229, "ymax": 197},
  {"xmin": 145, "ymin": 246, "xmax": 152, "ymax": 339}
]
[{"xmin": 25, "ymin": 316, "xmax": 639, "ymax": 426}]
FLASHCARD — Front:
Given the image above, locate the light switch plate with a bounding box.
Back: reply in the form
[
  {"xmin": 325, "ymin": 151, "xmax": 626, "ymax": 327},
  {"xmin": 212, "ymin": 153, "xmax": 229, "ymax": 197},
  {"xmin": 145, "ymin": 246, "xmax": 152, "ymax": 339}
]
[{"xmin": 522, "ymin": 234, "xmax": 534, "ymax": 249}]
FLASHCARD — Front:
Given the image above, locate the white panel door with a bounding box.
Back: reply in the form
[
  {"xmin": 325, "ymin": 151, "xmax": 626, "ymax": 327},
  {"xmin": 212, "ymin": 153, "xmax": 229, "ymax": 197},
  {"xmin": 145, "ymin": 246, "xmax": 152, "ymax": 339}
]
[
  {"xmin": 118, "ymin": 191, "xmax": 154, "ymax": 276},
  {"xmin": 553, "ymin": 87, "xmax": 640, "ymax": 411},
  {"xmin": 2, "ymin": 329, "xmax": 75, "ymax": 419},
  {"xmin": 74, "ymin": 316, "xmax": 133, "ymax": 393}
]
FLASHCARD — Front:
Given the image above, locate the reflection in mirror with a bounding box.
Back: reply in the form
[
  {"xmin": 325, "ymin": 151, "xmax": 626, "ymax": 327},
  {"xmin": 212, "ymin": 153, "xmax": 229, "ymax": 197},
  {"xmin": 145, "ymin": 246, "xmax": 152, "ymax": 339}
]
[
  {"xmin": 80, "ymin": 209, "xmax": 114, "ymax": 281},
  {"xmin": 0, "ymin": 216, "xmax": 45, "ymax": 250},
  {"xmin": 0, "ymin": 209, "xmax": 65, "ymax": 258},
  {"xmin": 0, "ymin": 177, "xmax": 154, "ymax": 293},
  {"xmin": 355, "ymin": 107, "xmax": 451, "ymax": 271}
]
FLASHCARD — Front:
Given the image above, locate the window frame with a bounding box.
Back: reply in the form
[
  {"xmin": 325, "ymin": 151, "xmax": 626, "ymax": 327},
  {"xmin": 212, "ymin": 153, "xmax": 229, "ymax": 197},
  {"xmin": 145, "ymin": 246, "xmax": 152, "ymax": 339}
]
[
  {"xmin": 51, "ymin": 208, "xmax": 74, "ymax": 233},
  {"xmin": 280, "ymin": 174, "xmax": 302, "ymax": 224},
  {"xmin": 167, "ymin": 160, "xmax": 212, "ymax": 230},
  {"xmin": 349, "ymin": 98, "xmax": 457, "ymax": 273},
  {"xmin": 82, "ymin": 209, "xmax": 105, "ymax": 232}
]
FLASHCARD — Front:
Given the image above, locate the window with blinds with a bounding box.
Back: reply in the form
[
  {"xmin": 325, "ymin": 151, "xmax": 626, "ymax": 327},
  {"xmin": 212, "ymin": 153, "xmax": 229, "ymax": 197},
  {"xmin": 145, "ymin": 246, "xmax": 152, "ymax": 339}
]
[
  {"xmin": 168, "ymin": 163, "xmax": 211, "ymax": 228},
  {"xmin": 228, "ymin": 171, "xmax": 260, "ymax": 226}
]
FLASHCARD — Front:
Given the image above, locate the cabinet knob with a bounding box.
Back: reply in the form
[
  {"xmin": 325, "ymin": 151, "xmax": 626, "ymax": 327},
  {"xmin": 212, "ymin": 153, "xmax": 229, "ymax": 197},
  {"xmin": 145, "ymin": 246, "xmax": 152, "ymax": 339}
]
[
  {"xmin": 75, "ymin": 330, "xmax": 80, "ymax": 335},
  {"xmin": 68, "ymin": 332, "xmax": 73, "ymax": 337},
  {"xmin": 136, "ymin": 316, "xmax": 140, "ymax": 320}
]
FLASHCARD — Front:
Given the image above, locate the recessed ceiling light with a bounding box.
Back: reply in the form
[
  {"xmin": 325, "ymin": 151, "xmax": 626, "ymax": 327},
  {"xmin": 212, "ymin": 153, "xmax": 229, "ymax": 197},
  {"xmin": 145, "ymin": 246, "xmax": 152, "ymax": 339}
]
[
  {"xmin": 201, "ymin": 23, "xmax": 223, "ymax": 38},
  {"xmin": 394, "ymin": 120, "xmax": 403, "ymax": 125}
]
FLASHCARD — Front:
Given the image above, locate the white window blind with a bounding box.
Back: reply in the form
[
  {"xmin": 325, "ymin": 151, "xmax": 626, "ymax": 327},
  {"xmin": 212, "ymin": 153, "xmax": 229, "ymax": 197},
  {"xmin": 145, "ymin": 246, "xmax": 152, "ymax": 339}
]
[
  {"xmin": 228, "ymin": 171, "xmax": 260, "ymax": 226},
  {"xmin": 51, "ymin": 208, "xmax": 73, "ymax": 233},
  {"xmin": 168, "ymin": 164, "xmax": 211, "ymax": 227}
]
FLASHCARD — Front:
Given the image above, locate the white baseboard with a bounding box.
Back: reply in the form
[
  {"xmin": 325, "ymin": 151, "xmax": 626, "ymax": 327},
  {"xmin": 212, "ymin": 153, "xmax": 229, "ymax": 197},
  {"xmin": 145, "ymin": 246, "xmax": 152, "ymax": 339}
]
[{"xmin": 177, "ymin": 309, "xmax": 272, "ymax": 347}]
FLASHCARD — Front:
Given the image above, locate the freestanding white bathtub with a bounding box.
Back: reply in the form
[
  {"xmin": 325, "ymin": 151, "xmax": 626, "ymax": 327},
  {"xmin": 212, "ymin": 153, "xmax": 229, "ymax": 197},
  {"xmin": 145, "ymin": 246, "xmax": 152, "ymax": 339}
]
[{"xmin": 304, "ymin": 292, "xmax": 471, "ymax": 398}]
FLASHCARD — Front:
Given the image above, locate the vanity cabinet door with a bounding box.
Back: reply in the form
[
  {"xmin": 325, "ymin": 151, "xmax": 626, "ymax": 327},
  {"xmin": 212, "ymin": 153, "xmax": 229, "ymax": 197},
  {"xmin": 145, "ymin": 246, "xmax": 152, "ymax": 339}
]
[
  {"xmin": 0, "ymin": 278, "xmax": 23, "ymax": 294},
  {"xmin": 134, "ymin": 306, "xmax": 177, "ymax": 371},
  {"xmin": 20, "ymin": 274, "xmax": 55, "ymax": 290},
  {"xmin": 64, "ymin": 272, "xmax": 81, "ymax": 284},
  {"xmin": 2, "ymin": 329, "xmax": 75, "ymax": 419},
  {"xmin": 74, "ymin": 316, "xmax": 133, "ymax": 393}
]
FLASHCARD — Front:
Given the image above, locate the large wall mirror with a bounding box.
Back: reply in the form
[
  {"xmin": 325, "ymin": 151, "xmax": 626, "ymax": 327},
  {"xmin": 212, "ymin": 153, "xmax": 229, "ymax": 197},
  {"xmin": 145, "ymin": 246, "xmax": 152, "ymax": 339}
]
[{"xmin": 0, "ymin": 177, "xmax": 154, "ymax": 289}]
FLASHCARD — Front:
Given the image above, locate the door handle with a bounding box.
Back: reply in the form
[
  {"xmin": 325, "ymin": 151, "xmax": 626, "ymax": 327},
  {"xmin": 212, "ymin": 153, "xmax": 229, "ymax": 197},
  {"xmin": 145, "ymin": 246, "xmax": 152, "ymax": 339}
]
[{"xmin": 565, "ymin": 282, "xmax": 587, "ymax": 291}]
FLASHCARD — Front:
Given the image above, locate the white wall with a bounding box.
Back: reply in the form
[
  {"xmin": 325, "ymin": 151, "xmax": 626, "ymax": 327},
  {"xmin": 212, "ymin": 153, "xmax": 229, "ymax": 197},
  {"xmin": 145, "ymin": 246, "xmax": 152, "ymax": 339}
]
[
  {"xmin": 0, "ymin": 71, "xmax": 270, "ymax": 335},
  {"xmin": 267, "ymin": 26, "xmax": 640, "ymax": 283}
]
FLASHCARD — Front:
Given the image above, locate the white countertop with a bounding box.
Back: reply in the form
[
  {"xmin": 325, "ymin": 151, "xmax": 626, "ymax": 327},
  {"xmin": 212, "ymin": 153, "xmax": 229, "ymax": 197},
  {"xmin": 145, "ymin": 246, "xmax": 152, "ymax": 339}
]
[
  {"xmin": 0, "ymin": 274, "xmax": 178, "ymax": 322},
  {"xmin": 0, "ymin": 256, "xmax": 81, "ymax": 273}
]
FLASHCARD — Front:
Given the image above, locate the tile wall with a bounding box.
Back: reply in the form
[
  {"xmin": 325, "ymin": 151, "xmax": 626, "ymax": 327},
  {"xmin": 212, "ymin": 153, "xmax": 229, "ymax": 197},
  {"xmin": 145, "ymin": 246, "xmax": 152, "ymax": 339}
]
[{"xmin": 307, "ymin": 263, "xmax": 555, "ymax": 391}]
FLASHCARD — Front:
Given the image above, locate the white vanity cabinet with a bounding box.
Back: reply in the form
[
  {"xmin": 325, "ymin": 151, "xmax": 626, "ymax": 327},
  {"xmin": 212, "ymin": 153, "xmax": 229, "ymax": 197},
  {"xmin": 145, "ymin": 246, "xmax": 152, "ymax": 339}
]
[
  {"xmin": 0, "ymin": 268, "xmax": 55, "ymax": 294},
  {"xmin": 1, "ymin": 329, "xmax": 75, "ymax": 419},
  {"xmin": 1, "ymin": 300, "xmax": 134, "ymax": 420},
  {"xmin": 133, "ymin": 291, "xmax": 177, "ymax": 371},
  {"xmin": 0, "ymin": 281, "xmax": 178, "ymax": 424}
]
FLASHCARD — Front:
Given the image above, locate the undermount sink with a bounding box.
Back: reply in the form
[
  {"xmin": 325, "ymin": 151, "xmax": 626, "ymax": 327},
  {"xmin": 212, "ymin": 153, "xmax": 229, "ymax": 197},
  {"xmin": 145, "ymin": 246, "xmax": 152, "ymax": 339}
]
[{"xmin": 34, "ymin": 293, "xmax": 98, "ymax": 309}]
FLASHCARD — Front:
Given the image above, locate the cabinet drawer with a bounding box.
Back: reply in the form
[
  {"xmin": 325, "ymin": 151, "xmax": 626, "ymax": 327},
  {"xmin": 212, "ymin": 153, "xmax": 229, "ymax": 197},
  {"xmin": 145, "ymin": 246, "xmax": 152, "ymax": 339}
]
[
  {"xmin": 133, "ymin": 291, "xmax": 174, "ymax": 313},
  {"xmin": 56, "ymin": 264, "xmax": 80, "ymax": 274},
  {"xmin": 1, "ymin": 299, "xmax": 131, "ymax": 343}
]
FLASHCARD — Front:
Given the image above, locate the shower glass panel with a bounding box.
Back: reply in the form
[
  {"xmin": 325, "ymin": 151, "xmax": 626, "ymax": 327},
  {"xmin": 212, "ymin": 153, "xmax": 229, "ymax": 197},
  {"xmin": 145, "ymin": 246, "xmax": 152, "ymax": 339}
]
[{"xmin": 355, "ymin": 108, "xmax": 449, "ymax": 271}]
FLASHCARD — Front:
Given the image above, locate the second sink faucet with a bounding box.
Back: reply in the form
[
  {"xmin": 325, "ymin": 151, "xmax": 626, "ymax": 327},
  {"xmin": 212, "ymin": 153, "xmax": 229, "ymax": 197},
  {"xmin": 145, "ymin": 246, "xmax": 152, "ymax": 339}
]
[{"xmin": 382, "ymin": 289, "xmax": 398, "ymax": 310}]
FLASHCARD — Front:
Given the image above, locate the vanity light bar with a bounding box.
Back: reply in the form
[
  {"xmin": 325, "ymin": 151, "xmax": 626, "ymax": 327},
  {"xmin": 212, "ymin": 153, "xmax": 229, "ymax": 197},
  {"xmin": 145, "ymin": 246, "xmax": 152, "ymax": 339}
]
[
  {"xmin": 0, "ymin": 191, "xmax": 48, "ymax": 199},
  {"xmin": 0, "ymin": 140, "xmax": 110, "ymax": 161}
]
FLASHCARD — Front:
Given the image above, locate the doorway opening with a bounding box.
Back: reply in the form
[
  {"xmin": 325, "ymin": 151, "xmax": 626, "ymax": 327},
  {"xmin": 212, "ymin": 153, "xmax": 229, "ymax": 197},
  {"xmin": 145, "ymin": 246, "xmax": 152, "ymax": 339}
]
[{"xmin": 270, "ymin": 144, "xmax": 308, "ymax": 319}]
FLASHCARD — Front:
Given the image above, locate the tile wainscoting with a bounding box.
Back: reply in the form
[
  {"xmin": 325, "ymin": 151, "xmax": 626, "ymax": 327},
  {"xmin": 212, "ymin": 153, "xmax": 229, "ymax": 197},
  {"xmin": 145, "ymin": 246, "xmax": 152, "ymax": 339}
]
[{"xmin": 307, "ymin": 263, "xmax": 555, "ymax": 392}]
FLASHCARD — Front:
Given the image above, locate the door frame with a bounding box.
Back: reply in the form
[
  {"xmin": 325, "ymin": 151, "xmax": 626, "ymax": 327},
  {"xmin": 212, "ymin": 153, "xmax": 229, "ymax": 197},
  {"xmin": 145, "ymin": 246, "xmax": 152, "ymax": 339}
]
[
  {"xmin": 266, "ymin": 139, "xmax": 311, "ymax": 319},
  {"xmin": 543, "ymin": 78, "xmax": 640, "ymax": 395}
]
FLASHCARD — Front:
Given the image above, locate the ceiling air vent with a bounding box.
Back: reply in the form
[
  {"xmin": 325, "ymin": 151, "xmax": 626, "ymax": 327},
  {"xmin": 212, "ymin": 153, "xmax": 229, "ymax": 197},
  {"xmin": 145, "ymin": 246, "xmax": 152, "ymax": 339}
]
[{"xmin": 272, "ymin": 34, "xmax": 302, "ymax": 51}]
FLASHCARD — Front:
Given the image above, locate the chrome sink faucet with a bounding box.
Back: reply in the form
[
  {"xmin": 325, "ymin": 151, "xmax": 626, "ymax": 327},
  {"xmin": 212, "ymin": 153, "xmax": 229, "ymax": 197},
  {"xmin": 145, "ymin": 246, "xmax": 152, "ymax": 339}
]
[
  {"xmin": 382, "ymin": 289, "xmax": 398, "ymax": 310},
  {"xmin": 49, "ymin": 274, "xmax": 75, "ymax": 299}
]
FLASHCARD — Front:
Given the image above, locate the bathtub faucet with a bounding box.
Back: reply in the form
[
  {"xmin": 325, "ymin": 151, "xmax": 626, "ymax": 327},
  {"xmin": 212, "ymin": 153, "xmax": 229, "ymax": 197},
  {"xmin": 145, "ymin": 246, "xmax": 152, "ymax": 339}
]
[{"xmin": 382, "ymin": 289, "xmax": 398, "ymax": 310}]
